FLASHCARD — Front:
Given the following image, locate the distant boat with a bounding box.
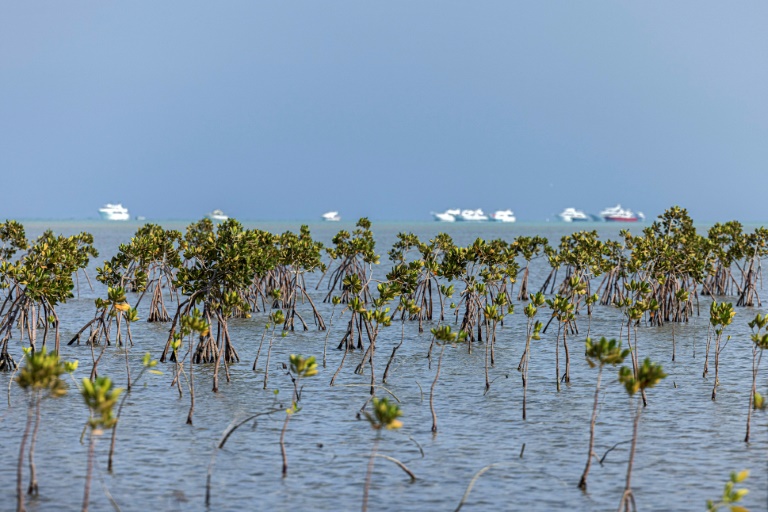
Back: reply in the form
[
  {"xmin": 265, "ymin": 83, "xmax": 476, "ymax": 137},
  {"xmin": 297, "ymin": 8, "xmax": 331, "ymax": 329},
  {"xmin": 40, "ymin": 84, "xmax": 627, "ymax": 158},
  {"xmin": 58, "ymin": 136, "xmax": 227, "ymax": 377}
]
[
  {"xmin": 456, "ymin": 209, "xmax": 489, "ymax": 222},
  {"xmin": 206, "ymin": 209, "xmax": 228, "ymax": 221},
  {"xmin": 135, "ymin": 215, "xmax": 146, "ymax": 221},
  {"xmin": 489, "ymin": 210, "xmax": 516, "ymax": 223},
  {"xmin": 431, "ymin": 209, "xmax": 460, "ymax": 222},
  {"xmin": 558, "ymin": 208, "xmax": 591, "ymax": 222},
  {"xmin": 322, "ymin": 211, "xmax": 341, "ymax": 222},
  {"xmin": 600, "ymin": 204, "xmax": 644, "ymax": 222},
  {"xmin": 98, "ymin": 203, "xmax": 130, "ymax": 221}
]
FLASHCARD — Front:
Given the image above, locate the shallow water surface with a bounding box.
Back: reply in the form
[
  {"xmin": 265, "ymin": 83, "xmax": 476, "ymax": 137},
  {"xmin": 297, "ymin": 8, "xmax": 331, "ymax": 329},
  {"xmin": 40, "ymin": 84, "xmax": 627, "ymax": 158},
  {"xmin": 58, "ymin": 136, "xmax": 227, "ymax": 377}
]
[{"xmin": 0, "ymin": 220, "xmax": 766, "ymax": 511}]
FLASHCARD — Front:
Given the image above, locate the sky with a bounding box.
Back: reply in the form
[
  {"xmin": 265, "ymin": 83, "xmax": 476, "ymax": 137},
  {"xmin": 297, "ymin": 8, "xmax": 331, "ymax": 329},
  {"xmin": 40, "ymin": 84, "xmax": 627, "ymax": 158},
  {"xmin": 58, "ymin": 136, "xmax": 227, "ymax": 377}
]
[{"xmin": 1, "ymin": 2, "xmax": 766, "ymax": 223}]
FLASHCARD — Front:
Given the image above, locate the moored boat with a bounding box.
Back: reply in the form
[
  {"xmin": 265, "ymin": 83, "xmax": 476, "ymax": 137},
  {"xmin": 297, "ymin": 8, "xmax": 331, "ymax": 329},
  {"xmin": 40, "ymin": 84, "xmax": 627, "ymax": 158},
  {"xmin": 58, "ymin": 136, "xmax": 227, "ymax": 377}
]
[
  {"xmin": 489, "ymin": 210, "xmax": 516, "ymax": 222},
  {"xmin": 431, "ymin": 209, "xmax": 460, "ymax": 222},
  {"xmin": 600, "ymin": 204, "xmax": 644, "ymax": 222},
  {"xmin": 322, "ymin": 211, "xmax": 341, "ymax": 222},
  {"xmin": 558, "ymin": 208, "xmax": 591, "ymax": 222},
  {"xmin": 206, "ymin": 209, "xmax": 229, "ymax": 221},
  {"xmin": 98, "ymin": 203, "xmax": 130, "ymax": 221},
  {"xmin": 456, "ymin": 209, "xmax": 489, "ymax": 222}
]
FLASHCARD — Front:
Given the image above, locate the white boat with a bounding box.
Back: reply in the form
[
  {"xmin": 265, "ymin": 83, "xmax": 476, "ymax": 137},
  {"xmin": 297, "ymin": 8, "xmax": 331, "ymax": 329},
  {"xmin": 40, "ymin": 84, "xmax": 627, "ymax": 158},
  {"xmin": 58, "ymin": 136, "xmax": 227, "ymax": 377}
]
[
  {"xmin": 322, "ymin": 211, "xmax": 341, "ymax": 222},
  {"xmin": 431, "ymin": 209, "xmax": 460, "ymax": 222},
  {"xmin": 558, "ymin": 208, "xmax": 591, "ymax": 222},
  {"xmin": 489, "ymin": 210, "xmax": 516, "ymax": 222},
  {"xmin": 456, "ymin": 209, "xmax": 489, "ymax": 222},
  {"xmin": 600, "ymin": 204, "xmax": 644, "ymax": 222},
  {"xmin": 98, "ymin": 203, "xmax": 130, "ymax": 221},
  {"xmin": 206, "ymin": 209, "xmax": 228, "ymax": 221}
]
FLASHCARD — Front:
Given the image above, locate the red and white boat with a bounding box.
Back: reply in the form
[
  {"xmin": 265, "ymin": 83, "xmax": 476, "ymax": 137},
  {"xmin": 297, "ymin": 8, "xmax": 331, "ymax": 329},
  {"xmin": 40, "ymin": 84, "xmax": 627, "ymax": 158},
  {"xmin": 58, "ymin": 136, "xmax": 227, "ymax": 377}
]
[{"xmin": 600, "ymin": 204, "xmax": 644, "ymax": 222}]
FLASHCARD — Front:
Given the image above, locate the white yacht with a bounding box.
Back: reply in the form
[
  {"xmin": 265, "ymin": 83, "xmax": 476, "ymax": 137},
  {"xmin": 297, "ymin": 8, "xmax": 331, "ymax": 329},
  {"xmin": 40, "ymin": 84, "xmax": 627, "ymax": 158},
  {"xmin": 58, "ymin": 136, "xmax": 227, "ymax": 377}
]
[
  {"xmin": 206, "ymin": 209, "xmax": 229, "ymax": 221},
  {"xmin": 98, "ymin": 203, "xmax": 130, "ymax": 221},
  {"xmin": 431, "ymin": 209, "xmax": 460, "ymax": 222},
  {"xmin": 558, "ymin": 208, "xmax": 591, "ymax": 222},
  {"xmin": 322, "ymin": 211, "xmax": 341, "ymax": 222},
  {"xmin": 600, "ymin": 204, "xmax": 644, "ymax": 222},
  {"xmin": 489, "ymin": 210, "xmax": 516, "ymax": 223},
  {"xmin": 456, "ymin": 209, "xmax": 489, "ymax": 222}
]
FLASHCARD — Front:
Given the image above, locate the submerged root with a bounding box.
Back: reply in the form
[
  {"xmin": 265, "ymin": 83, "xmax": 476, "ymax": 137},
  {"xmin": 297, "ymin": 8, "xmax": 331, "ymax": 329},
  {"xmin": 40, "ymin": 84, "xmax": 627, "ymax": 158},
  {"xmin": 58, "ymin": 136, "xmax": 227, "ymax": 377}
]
[
  {"xmin": 193, "ymin": 336, "xmax": 219, "ymax": 364},
  {"xmin": 0, "ymin": 350, "xmax": 16, "ymax": 371}
]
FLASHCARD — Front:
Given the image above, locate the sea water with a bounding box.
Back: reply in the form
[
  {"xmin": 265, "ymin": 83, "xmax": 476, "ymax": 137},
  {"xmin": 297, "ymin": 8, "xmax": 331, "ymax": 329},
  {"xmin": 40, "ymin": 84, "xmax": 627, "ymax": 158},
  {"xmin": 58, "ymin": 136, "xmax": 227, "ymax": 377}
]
[{"xmin": 0, "ymin": 219, "xmax": 765, "ymax": 511}]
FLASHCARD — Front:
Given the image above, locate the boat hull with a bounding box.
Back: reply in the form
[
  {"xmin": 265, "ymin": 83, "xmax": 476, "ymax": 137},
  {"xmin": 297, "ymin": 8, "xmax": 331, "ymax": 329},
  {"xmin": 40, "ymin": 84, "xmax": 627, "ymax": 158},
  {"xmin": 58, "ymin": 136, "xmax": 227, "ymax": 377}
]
[
  {"xmin": 603, "ymin": 217, "xmax": 640, "ymax": 222},
  {"xmin": 98, "ymin": 211, "xmax": 130, "ymax": 221}
]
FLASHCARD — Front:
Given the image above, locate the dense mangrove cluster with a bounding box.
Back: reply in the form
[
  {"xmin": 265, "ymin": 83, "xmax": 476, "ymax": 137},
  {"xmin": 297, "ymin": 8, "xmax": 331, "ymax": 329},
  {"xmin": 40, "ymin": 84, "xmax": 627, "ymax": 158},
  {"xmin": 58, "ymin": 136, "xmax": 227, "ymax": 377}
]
[{"xmin": 1, "ymin": 206, "xmax": 767, "ymax": 511}]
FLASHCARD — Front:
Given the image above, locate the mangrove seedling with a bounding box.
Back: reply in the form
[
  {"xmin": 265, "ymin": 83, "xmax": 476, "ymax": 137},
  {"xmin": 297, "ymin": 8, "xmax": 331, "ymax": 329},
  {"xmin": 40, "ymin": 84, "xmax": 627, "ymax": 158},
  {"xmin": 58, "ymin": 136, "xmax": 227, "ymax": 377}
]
[
  {"xmin": 252, "ymin": 289, "xmax": 281, "ymax": 371},
  {"xmin": 323, "ymin": 296, "xmax": 342, "ymax": 368},
  {"xmin": 578, "ymin": 337, "xmax": 629, "ymax": 491},
  {"xmin": 617, "ymin": 358, "xmax": 667, "ymax": 512},
  {"xmin": 330, "ymin": 293, "xmax": 366, "ymax": 386},
  {"xmin": 708, "ymin": 301, "xmax": 735, "ymax": 401},
  {"xmin": 736, "ymin": 227, "xmax": 768, "ymax": 308},
  {"xmin": 279, "ymin": 354, "xmax": 318, "ymax": 476},
  {"xmin": 169, "ymin": 308, "xmax": 210, "ymax": 425},
  {"xmin": 482, "ymin": 299, "xmax": 508, "ymax": 395},
  {"xmin": 426, "ymin": 284, "xmax": 455, "ymax": 364},
  {"xmin": 354, "ymin": 282, "xmax": 396, "ymax": 395},
  {"xmin": 429, "ymin": 325, "xmax": 466, "ymax": 433},
  {"xmin": 619, "ymin": 280, "xmax": 653, "ymax": 407},
  {"xmin": 15, "ymin": 348, "xmax": 76, "ymax": 511},
  {"xmin": 262, "ymin": 309, "xmax": 286, "ymax": 390},
  {"xmin": 706, "ymin": 470, "xmax": 750, "ymax": 512},
  {"xmin": 671, "ymin": 289, "xmax": 689, "ymax": 362},
  {"xmin": 361, "ymin": 397, "xmax": 403, "ymax": 512},
  {"xmin": 81, "ymin": 376, "xmax": 123, "ymax": 512},
  {"xmin": 545, "ymin": 295, "xmax": 575, "ymax": 391},
  {"xmin": 512, "ymin": 235, "xmax": 548, "ymax": 301},
  {"xmin": 745, "ymin": 314, "xmax": 768, "ymax": 442},
  {"xmin": 519, "ymin": 292, "xmax": 545, "ymax": 420}
]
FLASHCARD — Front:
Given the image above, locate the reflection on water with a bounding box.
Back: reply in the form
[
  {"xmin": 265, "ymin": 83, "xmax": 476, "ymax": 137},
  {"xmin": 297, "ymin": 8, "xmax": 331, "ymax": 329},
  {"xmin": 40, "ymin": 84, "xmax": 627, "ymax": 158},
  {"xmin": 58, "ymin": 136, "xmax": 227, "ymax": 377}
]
[{"xmin": 0, "ymin": 220, "xmax": 765, "ymax": 511}]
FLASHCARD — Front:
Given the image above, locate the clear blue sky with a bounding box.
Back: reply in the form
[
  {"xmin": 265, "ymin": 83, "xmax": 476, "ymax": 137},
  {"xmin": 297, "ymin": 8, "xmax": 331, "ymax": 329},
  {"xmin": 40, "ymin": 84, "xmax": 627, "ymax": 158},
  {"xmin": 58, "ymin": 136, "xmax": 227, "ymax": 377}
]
[{"xmin": 1, "ymin": 2, "xmax": 766, "ymax": 222}]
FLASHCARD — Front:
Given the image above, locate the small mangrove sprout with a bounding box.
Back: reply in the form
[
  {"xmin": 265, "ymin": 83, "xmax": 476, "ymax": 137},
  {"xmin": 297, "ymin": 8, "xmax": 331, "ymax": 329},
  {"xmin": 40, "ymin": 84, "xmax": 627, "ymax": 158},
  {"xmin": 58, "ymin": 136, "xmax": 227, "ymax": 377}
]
[
  {"xmin": 745, "ymin": 314, "xmax": 768, "ymax": 442},
  {"xmin": 617, "ymin": 358, "xmax": 667, "ymax": 512},
  {"xmin": 279, "ymin": 354, "xmax": 318, "ymax": 476},
  {"xmin": 578, "ymin": 337, "xmax": 629, "ymax": 491},
  {"xmin": 519, "ymin": 292, "xmax": 544, "ymax": 419},
  {"xmin": 15, "ymin": 348, "xmax": 76, "ymax": 511},
  {"xmin": 706, "ymin": 470, "xmax": 750, "ymax": 512},
  {"xmin": 708, "ymin": 301, "xmax": 735, "ymax": 401},
  {"xmin": 81, "ymin": 376, "xmax": 123, "ymax": 512},
  {"xmin": 545, "ymin": 295, "xmax": 574, "ymax": 391},
  {"xmin": 429, "ymin": 325, "xmax": 466, "ymax": 433},
  {"xmin": 361, "ymin": 397, "xmax": 403, "ymax": 512},
  {"xmin": 170, "ymin": 308, "xmax": 210, "ymax": 425}
]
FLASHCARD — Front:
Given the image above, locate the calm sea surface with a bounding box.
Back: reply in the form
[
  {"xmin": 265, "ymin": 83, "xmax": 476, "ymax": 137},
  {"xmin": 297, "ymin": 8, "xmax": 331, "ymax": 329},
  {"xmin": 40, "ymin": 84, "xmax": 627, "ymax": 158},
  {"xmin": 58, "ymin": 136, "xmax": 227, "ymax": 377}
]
[{"xmin": 0, "ymin": 219, "xmax": 766, "ymax": 511}]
